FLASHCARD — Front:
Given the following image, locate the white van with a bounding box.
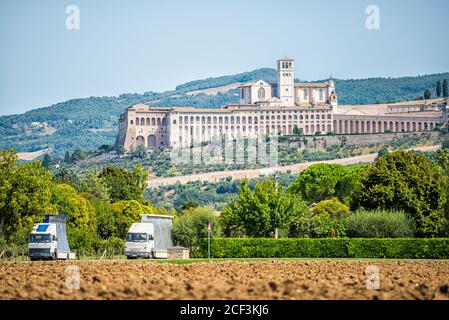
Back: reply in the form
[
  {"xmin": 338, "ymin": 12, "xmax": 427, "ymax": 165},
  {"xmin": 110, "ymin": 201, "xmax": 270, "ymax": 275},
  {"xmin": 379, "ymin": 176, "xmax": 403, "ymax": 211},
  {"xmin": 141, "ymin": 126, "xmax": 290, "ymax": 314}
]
[
  {"xmin": 28, "ymin": 214, "xmax": 76, "ymax": 260},
  {"xmin": 124, "ymin": 223, "xmax": 155, "ymax": 259}
]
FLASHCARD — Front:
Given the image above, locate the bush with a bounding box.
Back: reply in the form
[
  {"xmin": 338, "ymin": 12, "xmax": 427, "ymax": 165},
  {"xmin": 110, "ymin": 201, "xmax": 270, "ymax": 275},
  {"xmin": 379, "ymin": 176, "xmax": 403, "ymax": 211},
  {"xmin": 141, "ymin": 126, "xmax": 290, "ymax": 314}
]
[
  {"xmin": 347, "ymin": 238, "xmax": 449, "ymax": 259},
  {"xmin": 196, "ymin": 238, "xmax": 449, "ymax": 259},
  {"xmin": 310, "ymin": 197, "xmax": 350, "ymax": 219},
  {"xmin": 288, "ymin": 213, "xmax": 346, "ymax": 238},
  {"xmin": 288, "ymin": 198, "xmax": 349, "ymax": 238},
  {"xmin": 172, "ymin": 206, "xmax": 219, "ymax": 252},
  {"xmin": 197, "ymin": 238, "xmax": 350, "ymax": 258},
  {"xmin": 346, "ymin": 209, "xmax": 414, "ymax": 238}
]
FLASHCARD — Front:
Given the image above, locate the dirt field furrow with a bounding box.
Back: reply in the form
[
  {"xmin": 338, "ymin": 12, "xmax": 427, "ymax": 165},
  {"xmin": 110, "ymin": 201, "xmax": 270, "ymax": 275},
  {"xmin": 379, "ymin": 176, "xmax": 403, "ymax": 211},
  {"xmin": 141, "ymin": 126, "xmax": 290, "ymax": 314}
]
[{"xmin": 1, "ymin": 260, "xmax": 449, "ymax": 300}]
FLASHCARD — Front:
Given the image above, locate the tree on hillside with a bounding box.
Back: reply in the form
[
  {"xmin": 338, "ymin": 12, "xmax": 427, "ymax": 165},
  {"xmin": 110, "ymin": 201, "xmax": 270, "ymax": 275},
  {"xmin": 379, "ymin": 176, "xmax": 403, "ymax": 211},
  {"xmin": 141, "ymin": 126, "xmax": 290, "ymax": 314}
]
[
  {"xmin": 436, "ymin": 80, "xmax": 442, "ymax": 97},
  {"xmin": 98, "ymin": 144, "xmax": 112, "ymax": 152},
  {"xmin": 79, "ymin": 171, "xmax": 110, "ymax": 201},
  {"xmin": 293, "ymin": 125, "xmax": 302, "ymax": 136},
  {"xmin": 116, "ymin": 145, "xmax": 125, "ymax": 157},
  {"xmin": 53, "ymin": 168, "xmax": 81, "ymax": 190},
  {"xmin": 64, "ymin": 151, "xmax": 71, "ymax": 164},
  {"xmin": 99, "ymin": 164, "xmax": 148, "ymax": 202},
  {"xmin": 132, "ymin": 144, "xmax": 148, "ymax": 159},
  {"xmin": 221, "ymin": 179, "xmax": 307, "ymax": 237},
  {"xmin": 424, "ymin": 89, "xmax": 432, "ymax": 100},
  {"xmin": 357, "ymin": 150, "xmax": 448, "ymax": 237},
  {"xmin": 444, "ymin": 79, "xmax": 448, "ymax": 98},
  {"xmin": 71, "ymin": 149, "xmax": 88, "ymax": 163},
  {"xmin": 42, "ymin": 154, "xmax": 52, "ymax": 168}
]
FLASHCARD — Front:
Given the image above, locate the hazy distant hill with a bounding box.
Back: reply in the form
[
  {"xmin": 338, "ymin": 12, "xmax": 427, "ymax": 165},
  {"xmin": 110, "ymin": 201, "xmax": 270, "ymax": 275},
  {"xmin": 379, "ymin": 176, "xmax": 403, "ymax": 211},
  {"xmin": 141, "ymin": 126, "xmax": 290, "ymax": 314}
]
[{"xmin": 0, "ymin": 68, "xmax": 447, "ymax": 157}]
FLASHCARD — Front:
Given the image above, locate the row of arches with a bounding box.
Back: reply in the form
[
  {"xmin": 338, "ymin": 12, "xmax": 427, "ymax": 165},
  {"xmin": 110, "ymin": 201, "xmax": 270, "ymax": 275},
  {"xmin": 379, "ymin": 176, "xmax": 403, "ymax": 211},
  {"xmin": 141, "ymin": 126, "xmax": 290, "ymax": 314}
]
[
  {"xmin": 177, "ymin": 113, "xmax": 332, "ymax": 125},
  {"xmin": 133, "ymin": 117, "xmax": 167, "ymax": 126},
  {"xmin": 136, "ymin": 134, "xmax": 158, "ymax": 148},
  {"xmin": 179, "ymin": 115, "xmax": 260, "ymax": 125},
  {"xmin": 333, "ymin": 119, "xmax": 438, "ymax": 134}
]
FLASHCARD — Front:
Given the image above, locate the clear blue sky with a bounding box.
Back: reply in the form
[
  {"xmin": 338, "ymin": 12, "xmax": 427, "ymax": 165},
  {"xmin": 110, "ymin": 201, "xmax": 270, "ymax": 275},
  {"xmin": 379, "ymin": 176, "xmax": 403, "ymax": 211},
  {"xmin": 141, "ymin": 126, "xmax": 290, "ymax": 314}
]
[{"xmin": 0, "ymin": 0, "xmax": 448, "ymax": 116}]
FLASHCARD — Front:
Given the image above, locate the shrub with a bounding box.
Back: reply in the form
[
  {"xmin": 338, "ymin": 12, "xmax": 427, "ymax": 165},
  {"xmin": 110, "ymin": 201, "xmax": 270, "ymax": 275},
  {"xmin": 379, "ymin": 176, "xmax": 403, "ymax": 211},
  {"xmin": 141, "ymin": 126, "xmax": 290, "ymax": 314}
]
[
  {"xmin": 196, "ymin": 238, "xmax": 449, "ymax": 259},
  {"xmin": 288, "ymin": 213, "xmax": 346, "ymax": 238},
  {"xmin": 172, "ymin": 206, "xmax": 219, "ymax": 252},
  {"xmin": 288, "ymin": 198, "xmax": 349, "ymax": 238},
  {"xmin": 346, "ymin": 209, "xmax": 414, "ymax": 238},
  {"xmin": 196, "ymin": 238, "xmax": 350, "ymax": 258},
  {"xmin": 310, "ymin": 197, "xmax": 350, "ymax": 219},
  {"xmin": 347, "ymin": 238, "xmax": 449, "ymax": 259}
]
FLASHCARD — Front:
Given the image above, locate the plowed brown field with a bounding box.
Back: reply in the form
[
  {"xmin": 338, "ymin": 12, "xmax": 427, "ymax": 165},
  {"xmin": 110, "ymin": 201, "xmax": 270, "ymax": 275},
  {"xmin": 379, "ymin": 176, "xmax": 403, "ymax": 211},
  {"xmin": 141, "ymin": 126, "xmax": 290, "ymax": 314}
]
[{"xmin": 1, "ymin": 260, "xmax": 448, "ymax": 300}]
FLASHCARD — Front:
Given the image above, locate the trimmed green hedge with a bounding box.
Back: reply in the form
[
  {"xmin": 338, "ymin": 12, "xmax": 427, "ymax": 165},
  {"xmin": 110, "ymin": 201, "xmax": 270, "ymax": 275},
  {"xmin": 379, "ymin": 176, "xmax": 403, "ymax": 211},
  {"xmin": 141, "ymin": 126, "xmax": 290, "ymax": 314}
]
[{"xmin": 196, "ymin": 238, "xmax": 449, "ymax": 259}]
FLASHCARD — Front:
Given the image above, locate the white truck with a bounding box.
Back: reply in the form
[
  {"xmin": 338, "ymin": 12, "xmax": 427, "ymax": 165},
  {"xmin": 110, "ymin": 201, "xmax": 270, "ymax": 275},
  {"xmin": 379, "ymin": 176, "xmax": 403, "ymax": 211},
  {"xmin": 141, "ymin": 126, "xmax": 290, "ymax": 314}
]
[
  {"xmin": 125, "ymin": 214, "xmax": 173, "ymax": 259},
  {"xmin": 28, "ymin": 214, "xmax": 76, "ymax": 261}
]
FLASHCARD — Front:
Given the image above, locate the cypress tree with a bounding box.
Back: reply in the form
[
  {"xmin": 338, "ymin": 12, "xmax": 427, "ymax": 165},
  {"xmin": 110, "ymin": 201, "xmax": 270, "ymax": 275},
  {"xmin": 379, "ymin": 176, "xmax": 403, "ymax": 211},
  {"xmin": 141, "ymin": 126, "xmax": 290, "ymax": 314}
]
[
  {"xmin": 64, "ymin": 151, "xmax": 71, "ymax": 163},
  {"xmin": 443, "ymin": 79, "xmax": 448, "ymax": 98},
  {"xmin": 436, "ymin": 80, "xmax": 442, "ymax": 97},
  {"xmin": 42, "ymin": 154, "xmax": 52, "ymax": 168},
  {"xmin": 424, "ymin": 89, "xmax": 431, "ymax": 99}
]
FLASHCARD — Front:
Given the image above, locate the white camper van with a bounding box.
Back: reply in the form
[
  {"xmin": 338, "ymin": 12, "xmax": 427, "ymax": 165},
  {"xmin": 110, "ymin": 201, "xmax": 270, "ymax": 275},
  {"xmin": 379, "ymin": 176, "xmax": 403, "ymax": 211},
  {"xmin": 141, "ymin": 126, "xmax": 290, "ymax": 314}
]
[
  {"xmin": 124, "ymin": 222, "xmax": 155, "ymax": 259},
  {"xmin": 28, "ymin": 215, "xmax": 75, "ymax": 260},
  {"xmin": 124, "ymin": 214, "xmax": 174, "ymax": 259}
]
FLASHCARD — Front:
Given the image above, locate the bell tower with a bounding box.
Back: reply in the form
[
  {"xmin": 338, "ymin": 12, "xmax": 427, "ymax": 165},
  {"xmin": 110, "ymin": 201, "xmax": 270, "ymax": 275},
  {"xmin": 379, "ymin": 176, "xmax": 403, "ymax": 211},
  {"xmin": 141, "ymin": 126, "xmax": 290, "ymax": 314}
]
[{"xmin": 277, "ymin": 57, "xmax": 295, "ymax": 106}]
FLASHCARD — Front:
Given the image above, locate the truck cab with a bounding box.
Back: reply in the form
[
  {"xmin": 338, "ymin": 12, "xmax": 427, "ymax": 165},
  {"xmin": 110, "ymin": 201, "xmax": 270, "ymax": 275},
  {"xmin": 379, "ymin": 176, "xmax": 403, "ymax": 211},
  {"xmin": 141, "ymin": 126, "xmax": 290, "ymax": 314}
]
[
  {"xmin": 125, "ymin": 223, "xmax": 155, "ymax": 259},
  {"xmin": 28, "ymin": 223, "xmax": 58, "ymax": 260}
]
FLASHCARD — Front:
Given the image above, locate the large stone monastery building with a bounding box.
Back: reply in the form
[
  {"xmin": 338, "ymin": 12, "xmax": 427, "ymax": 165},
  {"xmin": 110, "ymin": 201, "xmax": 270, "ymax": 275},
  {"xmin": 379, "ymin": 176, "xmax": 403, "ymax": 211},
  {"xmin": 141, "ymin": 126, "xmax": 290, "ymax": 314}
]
[{"xmin": 116, "ymin": 57, "xmax": 446, "ymax": 151}]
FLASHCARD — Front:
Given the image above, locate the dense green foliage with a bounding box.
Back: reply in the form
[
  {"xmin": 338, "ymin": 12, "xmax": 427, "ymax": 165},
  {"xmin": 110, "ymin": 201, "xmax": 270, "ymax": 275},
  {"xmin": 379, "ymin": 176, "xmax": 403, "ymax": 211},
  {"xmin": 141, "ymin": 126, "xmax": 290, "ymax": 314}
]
[
  {"xmin": 220, "ymin": 179, "xmax": 307, "ymax": 237},
  {"xmin": 287, "ymin": 198, "xmax": 349, "ymax": 238},
  {"xmin": 172, "ymin": 206, "xmax": 219, "ymax": 251},
  {"xmin": 218, "ymin": 148, "xmax": 449, "ymax": 239},
  {"xmin": 288, "ymin": 164, "xmax": 363, "ymax": 205},
  {"xmin": 436, "ymin": 80, "xmax": 442, "ymax": 97},
  {"xmin": 0, "ymin": 149, "xmax": 167, "ymax": 252},
  {"xmin": 358, "ymin": 151, "xmax": 448, "ymax": 237},
  {"xmin": 1, "ymin": 69, "xmax": 447, "ymax": 156},
  {"xmin": 196, "ymin": 238, "xmax": 449, "ymax": 259},
  {"xmin": 345, "ymin": 209, "xmax": 414, "ymax": 238},
  {"xmin": 0, "ymin": 150, "xmax": 53, "ymax": 240},
  {"xmin": 443, "ymin": 79, "xmax": 448, "ymax": 98},
  {"xmin": 98, "ymin": 164, "xmax": 148, "ymax": 202}
]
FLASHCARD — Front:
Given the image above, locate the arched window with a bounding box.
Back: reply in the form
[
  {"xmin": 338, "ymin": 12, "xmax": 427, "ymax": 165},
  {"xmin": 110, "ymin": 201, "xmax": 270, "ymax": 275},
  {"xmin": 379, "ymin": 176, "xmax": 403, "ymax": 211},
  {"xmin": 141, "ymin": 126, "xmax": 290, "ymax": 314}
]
[{"xmin": 258, "ymin": 87, "xmax": 265, "ymax": 99}]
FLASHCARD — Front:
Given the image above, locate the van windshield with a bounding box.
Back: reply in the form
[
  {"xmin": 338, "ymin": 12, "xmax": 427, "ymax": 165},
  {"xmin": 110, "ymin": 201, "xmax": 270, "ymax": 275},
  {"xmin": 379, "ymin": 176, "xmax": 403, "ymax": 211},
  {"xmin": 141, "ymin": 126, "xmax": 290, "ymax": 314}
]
[
  {"xmin": 30, "ymin": 234, "xmax": 51, "ymax": 243},
  {"xmin": 127, "ymin": 233, "xmax": 148, "ymax": 242}
]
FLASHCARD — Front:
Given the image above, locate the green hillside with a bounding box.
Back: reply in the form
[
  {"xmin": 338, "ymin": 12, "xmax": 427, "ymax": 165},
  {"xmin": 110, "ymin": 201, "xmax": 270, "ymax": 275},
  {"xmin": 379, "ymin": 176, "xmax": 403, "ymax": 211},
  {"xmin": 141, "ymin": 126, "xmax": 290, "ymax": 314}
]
[{"xmin": 0, "ymin": 69, "xmax": 447, "ymax": 157}]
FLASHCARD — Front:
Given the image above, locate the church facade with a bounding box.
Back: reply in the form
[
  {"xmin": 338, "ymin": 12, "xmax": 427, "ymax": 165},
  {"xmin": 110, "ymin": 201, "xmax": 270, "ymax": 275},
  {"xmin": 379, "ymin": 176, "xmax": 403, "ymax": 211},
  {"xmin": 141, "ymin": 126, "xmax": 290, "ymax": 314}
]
[{"xmin": 116, "ymin": 57, "xmax": 445, "ymax": 152}]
